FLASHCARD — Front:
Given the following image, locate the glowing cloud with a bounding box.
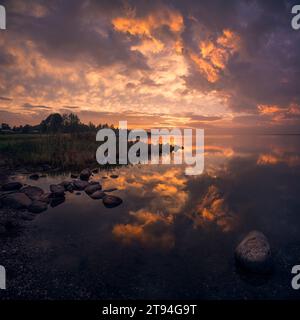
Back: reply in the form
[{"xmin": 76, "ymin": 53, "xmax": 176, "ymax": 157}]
[
  {"xmin": 190, "ymin": 29, "xmax": 240, "ymax": 83},
  {"xmin": 112, "ymin": 6, "xmax": 184, "ymax": 54}
]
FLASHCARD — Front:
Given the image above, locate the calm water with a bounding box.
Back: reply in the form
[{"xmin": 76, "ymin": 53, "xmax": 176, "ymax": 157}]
[{"xmin": 2, "ymin": 135, "xmax": 300, "ymax": 299}]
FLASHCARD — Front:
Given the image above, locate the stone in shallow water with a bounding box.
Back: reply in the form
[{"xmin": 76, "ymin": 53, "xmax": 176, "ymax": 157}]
[
  {"xmin": 50, "ymin": 184, "xmax": 65, "ymax": 197},
  {"xmin": 80, "ymin": 168, "xmax": 92, "ymax": 181},
  {"xmin": 29, "ymin": 173, "xmax": 39, "ymax": 180},
  {"xmin": 2, "ymin": 193, "xmax": 32, "ymax": 209},
  {"xmin": 90, "ymin": 190, "xmax": 106, "ymax": 200},
  {"xmin": 103, "ymin": 195, "xmax": 122, "ymax": 208},
  {"xmin": 235, "ymin": 230, "xmax": 273, "ymax": 273},
  {"xmin": 1, "ymin": 182, "xmax": 23, "ymax": 191},
  {"xmin": 28, "ymin": 200, "xmax": 48, "ymax": 214},
  {"xmin": 59, "ymin": 181, "xmax": 74, "ymax": 193},
  {"xmin": 73, "ymin": 180, "xmax": 89, "ymax": 190},
  {"xmin": 59, "ymin": 181, "xmax": 73, "ymax": 190},
  {"xmin": 85, "ymin": 184, "xmax": 102, "ymax": 195},
  {"xmin": 21, "ymin": 186, "xmax": 44, "ymax": 200},
  {"xmin": 110, "ymin": 175, "xmax": 119, "ymax": 179}
]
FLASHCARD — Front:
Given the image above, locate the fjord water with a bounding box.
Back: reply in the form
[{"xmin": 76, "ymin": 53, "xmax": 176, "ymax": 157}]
[{"xmin": 2, "ymin": 134, "xmax": 300, "ymax": 299}]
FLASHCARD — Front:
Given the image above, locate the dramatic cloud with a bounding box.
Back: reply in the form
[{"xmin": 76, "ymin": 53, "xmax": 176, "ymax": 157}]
[{"xmin": 0, "ymin": 0, "xmax": 299, "ymax": 132}]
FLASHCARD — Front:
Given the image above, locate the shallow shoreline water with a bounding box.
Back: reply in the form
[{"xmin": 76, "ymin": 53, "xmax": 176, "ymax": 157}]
[{"xmin": 1, "ymin": 135, "xmax": 300, "ymax": 299}]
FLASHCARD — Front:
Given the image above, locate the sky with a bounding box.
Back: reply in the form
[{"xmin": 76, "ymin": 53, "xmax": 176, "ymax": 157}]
[{"xmin": 0, "ymin": 0, "xmax": 300, "ymax": 133}]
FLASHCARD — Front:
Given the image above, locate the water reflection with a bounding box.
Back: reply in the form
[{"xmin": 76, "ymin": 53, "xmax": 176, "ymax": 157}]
[{"xmin": 3, "ymin": 135, "xmax": 300, "ymax": 299}]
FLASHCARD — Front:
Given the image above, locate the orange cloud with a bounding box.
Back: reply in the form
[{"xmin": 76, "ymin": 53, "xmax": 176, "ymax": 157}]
[
  {"xmin": 112, "ymin": 6, "xmax": 184, "ymax": 53},
  {"xmin": 113, "ymin": 209, "xmax": 174, "ymax": 249},
  {"xmin": 258, "ymin": 105, "xmax": 282, "ymax": 114},
  {"xmin": 190, "ymin": 29, "xmax": 240, "ymax": 83},
  {"xmin": 257, "ymin": 154, "xmax": 279, "ymax": 165},
  {"xmin": 257, "ymin": 153, "xmax": 300, "ymax": 166},
  {"xmin": 205, "ymin": 145, "xmax": 234, "ymax": 158},
  {"xmin": 190, "ymin": 185, "xmax": 238, "ymax": 232}
]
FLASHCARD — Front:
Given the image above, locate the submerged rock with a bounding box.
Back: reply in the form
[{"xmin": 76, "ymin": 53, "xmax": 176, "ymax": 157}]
[
  {"xmin": 50, "ymin": 184, "xmax": 65, "ymax": 198},
  {"xmin": 80, "ymin": 168, "xmax": 92, "ymax": 181},
  {"xmin": 28, "ymin": 200, "xmax": 48, "ymax": 214},
  {"xmin": 73, "ymin": 180, "xmax": 89, "ymax": 190},
  {"xmin": 90, "ymin": 190, "xmax": 106, "ymax": 199},
  {"xmin": 235, "ymin": 231, "xmax": 272, "ymax": 273},
  {"xmin": 103, "ymin": 195, "xmax": 122, "ymax": 208},
  {"xmin": 110, "ymin": 175, "xmax": 119, "ymax": 179},
  {"xmin": 21, "ymin": 186, "xmax": 44, "ymax": 200},
  {"xmin": 1, "ymin": 182, "xmax": 23, "ymax": 191},
  {"xmin": 2, "ymin": 193, "xmax": 32, "ymax": 209},
  {"xmin": 85, "ymin": 184, "xmax": 102, "ymax": 195}
]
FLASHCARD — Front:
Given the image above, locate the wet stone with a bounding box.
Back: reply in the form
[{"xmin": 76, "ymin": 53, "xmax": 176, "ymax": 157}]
[
  {"xmin": 21, "ymin": 186, "xmax": 44, "ymax": 201},
  {"xmin": 80, "ymin": 169, "xmax": 92, "ymax": 181},
  {"xmin": 90, "ymin": 191, "xmax": 106, "ymax": 200},
  {"xmin": 103, "ymin": 195, "xmax": 123, "ymax": 208},
  {"xmin": 235, "ymin": 231, "xmax": 273, "ymax": 273},
  {"xmin": 2, "ymin": 193, "xmax": 32, "ymax": 209},
  {"xmin": 50, "ymin": 184, "xmax": 65, "ymax": 198},
  {"xmin": 85, "ymin": 184, "xmax": 102, "ymax": 195}
]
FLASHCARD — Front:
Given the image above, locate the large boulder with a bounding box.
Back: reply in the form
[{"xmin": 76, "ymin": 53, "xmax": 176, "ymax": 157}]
[
  {"xmin": 2, "ymin": 193, "xmax": 32, "ymax": 209},
  {"xmin": 21, "ymin": 186, "xmax": 44, "ymax": 200},
  {"xmin": 80, "ymin": 169, "xmax": 92, "ymax": 181},
  {"xmin": 73, "ymin": 180, "xmax": 89, "ymax": 190},
  {"xmin": 103, "ymin": 195, "xmax": 123, "ymax": 208},
  {"xmin": 1, "ymin": 182, "xmax": 23, "ymax": 191},
  {"xmin": 28, "ymin": 200, "xmax": 48, "ymax": 213},
  {"xmin": 50, "ymin": 184, "xmax": 65, "ymax": 198},
  {"xmin": 235, "ymin": 231, "xmax": 272, "ymax": 273},
  {"xmin": 85, "ymin": 184, "xmax": 102, "ymax": 195},
  {"xmin": 90, "ymin": 190, "xmax": 106, "ymax": 199}
]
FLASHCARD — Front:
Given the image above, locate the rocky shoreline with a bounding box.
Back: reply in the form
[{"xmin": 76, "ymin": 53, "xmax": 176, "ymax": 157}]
[{"xmin": 0, "ymin": 167, "xmax": 122, "ymax": 236}]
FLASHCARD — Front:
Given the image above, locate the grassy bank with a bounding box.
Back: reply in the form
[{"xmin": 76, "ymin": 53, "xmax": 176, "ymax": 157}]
[{"xmin": 0, "ymin": 133, "xmax": 100, "ymax": 170}]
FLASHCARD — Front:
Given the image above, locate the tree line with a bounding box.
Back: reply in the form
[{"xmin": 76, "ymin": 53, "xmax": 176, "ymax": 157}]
[{"xmin": 0, "ymin": 113, "xmax": 115, "ymax": 134}]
